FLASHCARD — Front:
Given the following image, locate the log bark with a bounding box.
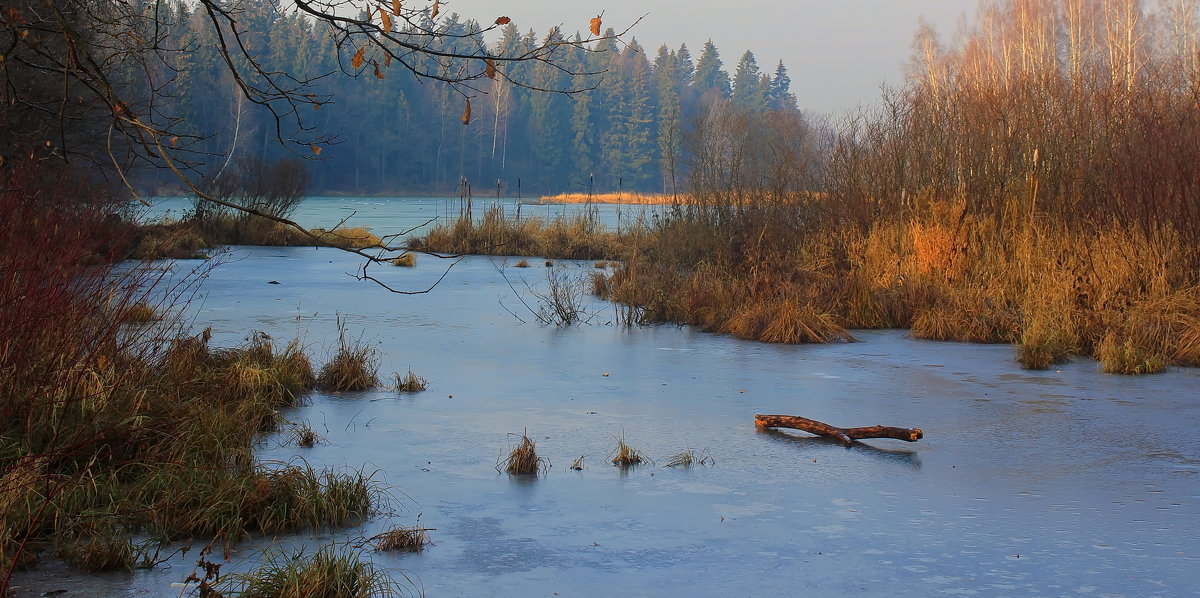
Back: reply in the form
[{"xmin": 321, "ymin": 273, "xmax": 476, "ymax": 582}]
[{"xmin": 754, "ymin": 414, "xmax": 923, "ymax": 446}]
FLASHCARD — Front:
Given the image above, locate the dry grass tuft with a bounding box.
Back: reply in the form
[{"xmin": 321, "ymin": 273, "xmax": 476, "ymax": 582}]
[
  {"xmin": 664, "ymin": 448, "xmax": 715, "ymax": 468},
  {"xmin": 609, "ymin": 435, "xmax": 649, "ymax": 469},
  {"xmin": 498, "ymin": 432, "xmax": 549, "ymax": 476},
  {"xmin": 514, "ymin": 259, "xmax": 530, "ymax": 268},
  {"xmin": 120, "ymin": 301, "xmax": 160, "ymax": 324},
  {"xmin": 316, "ymin": 319, "xmax": 379, "ymax": 392},
  {"xmin": 390, "ymin": 252, "xmax": 416, "ymax": 267},
  {"xmin": 223, "ymin": 543, "xmax": 403, "ymax": 597},
  {"xmin": 371, "ymin": 523, "xmax": 433, "ymax": 553},
  {"xmin": 287, "ymin": 420, "xmax": 324, "ymax": 448},
  {"xmin": 1097, "ymin": 331, "xmax": 1167, "ymax": 375},
  {"xmin": 569, "ymin": 455, "xmax": 586, "ymax": 471},
  {"xmin": 311, "ymin": 226, "xmax": 382, "ymax": 249},
  {"xmin": 392, "ymin": 368, "xmax": 428, "ymax": 393},
  {"xmin": 589, "ymin": 271, "xmax": 611, "ymax": 298},
  {"xmin": 540, "ymin": 191, "xmax": 685, "ymax": 205}
]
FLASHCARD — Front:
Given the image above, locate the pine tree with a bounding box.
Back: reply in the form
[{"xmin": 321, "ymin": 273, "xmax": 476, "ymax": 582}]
[
  {"xmin": 768, "ymin": 60, "xmax": 798, "ymax": 111},
  {"xmin": 693, "ymin": 40, "xmax": 731, "ymax": 98},
  {"xmin": 732, "ymin": 50, "xmax": 766, "ymax": 112}
]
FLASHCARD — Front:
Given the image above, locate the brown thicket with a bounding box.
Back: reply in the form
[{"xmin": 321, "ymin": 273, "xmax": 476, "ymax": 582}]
[{"xmin": 607, "ymin": 0, "xmax": 1200, "ymax": 371}]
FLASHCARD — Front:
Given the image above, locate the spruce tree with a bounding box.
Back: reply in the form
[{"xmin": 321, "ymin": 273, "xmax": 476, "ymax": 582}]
[{"xmin": 693, "ymin": 40, "xmax": 731, "ymax": 98}]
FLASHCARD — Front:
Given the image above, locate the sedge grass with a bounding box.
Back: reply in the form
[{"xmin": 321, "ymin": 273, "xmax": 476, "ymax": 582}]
[
  {"xmin": 317, "ymin": 320, "xmax": 380, "ymax": 392},
  {"xmin": 609, "ymin": 435, "xmax": 649, "ymax": 469},
  {"xmin": 498, "ymin": 432, "xmax": 549, "ymax": 476},
  {"xmin": 223, "ymin": 543, "xmax": 405, "ymax": 598},
  {"xmin": 664, "ymin": 448, "xmax": 715, "ymax": 469},
  {"xmin": 371, "ymin": 522, "xmax": 433, "ymax": 553},
  {"xmin": 390, "ymin": 252, "xmax": 417, "ymax": 267},
  {"xmin": 392, "ymin": 368, "xmax": 428, "ymax": 393}
]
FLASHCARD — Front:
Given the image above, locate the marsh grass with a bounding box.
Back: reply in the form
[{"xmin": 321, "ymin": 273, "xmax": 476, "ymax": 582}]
[
  {"xmin": 514, "ymin": 259, "xmax": 530, "ymax": 268},
  {"xmin": 569, "ymin": 455, "xmax": 586, "ymax": 471},
  {"xmin": 285, "ymin": 420, "xmax": 325, "ymax": 448},
  {"xmin": 540, "ymin": 191, "xmax": 684, "ymax": 205},
  {"xmin": 120, "ymin": 301, "xmax": 160, "ymax": 324},
  {"xmin": 604, "ymin": 194, "xmax": 1200, "ymax": 373},
  {"xmin": 411, "ymin": 204, "xmax": 632, "ymax": 261},
  {"xmin": 223, "ymin": 543, "xmax": 405, "ymax": 598},
  {"xmin": 1098, "ymin": 332, "xmax": 1167, "ymax": 375},
  {"xmin": 311, "ymin": 226, "xmax": 383, "ymax": 249},
  {"xmin": 371, "ymin": 522, "xmax": 433, "ymax": 553},
  {"xmin": 392, "ymin": 368, "xmax": 428, "ymax": 393},
  {"xmin": 0, "ymin": 160, "xmax": 399, "ymax": 587},
  {"xmin": 390, "ymin": 252, "xmax": 416, "ymax": 267},
  {"xmin": 498, "ymin": 432, "xmax": 549, "ymax": 476},
  {"xmin": 609, "ymin": 435, "xmax": 649, "ymax": 469},
  {"xmin": 664, "ymin": 448, "xmax": 715, "ymax": 469},
  {"xmin": 317, "ymin": 319, "xmax": 380, "ymax": 391}
]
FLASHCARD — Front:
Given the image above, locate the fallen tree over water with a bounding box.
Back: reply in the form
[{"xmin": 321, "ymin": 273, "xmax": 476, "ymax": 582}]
[{"xmin": 755, "ymin": 414, "xmax": 923, "ymax": 446}]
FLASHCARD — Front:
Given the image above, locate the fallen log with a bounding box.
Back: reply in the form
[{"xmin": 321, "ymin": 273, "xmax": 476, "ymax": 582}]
[{"xmin": 754, "ymin": 414, "xmax": 923, "ymax": 446}]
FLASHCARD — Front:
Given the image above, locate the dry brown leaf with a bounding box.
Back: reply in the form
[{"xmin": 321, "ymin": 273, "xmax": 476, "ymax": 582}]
[
  {"xmin": 431, "ymin": 0, "xmax": 439, "ymax": 19},
  {"xmin": 589, "ymin": 16, "xmax": 601, "ymax": 36},
  {"xmin": 311, "ymin": 144, "xmax": 323, "ymax": 155},
  {"xmin": 170, "ymin": 136, "xmax": 179, "ymax": 147},
  {"xmin": 495, "ymin": 16, "xmax": 510, "ymax": 25},
  {"xmin": 373, "ymin": 60, "xmax": 384, "ymax": 79},
  {"xmin": 392, "ymin": 0, "xmax": 401, "ymax": 16},
  {"xmin": 461, "ymin": 98, "xmax": 471, "ymax": 125},
  {"xmin": 380, "ymin": 7, "xmax": 392, "ymax": 30},
  {"xmin": 384, "ymin": 53, "xmax": 392, "ymax": 68},
  {"xmin": 351, "ymin": 46, "xmax": 365, "ymax": 69},
  {"xmin": 485, "ymin": 58, "xmax": 496, "ymax": 80}
]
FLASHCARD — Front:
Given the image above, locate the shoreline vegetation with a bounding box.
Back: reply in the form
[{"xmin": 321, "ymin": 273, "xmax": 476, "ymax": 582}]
[
  {"xmin": 0, "ymin": 158, "xmax": 426, "ymax": 589},
  {"xmin": 538, "ymin": 192, "xmax": 689, "ymax": 205}
]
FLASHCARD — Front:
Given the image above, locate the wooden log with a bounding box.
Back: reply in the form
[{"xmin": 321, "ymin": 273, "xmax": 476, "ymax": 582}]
[{"xmin": 754, "ymin": 414, "xmax": 923, "ymax": 446}]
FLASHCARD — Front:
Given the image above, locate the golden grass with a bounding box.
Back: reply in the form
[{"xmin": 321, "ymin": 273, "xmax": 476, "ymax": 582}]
[
  {"xmin": 602, "ymin": 194, "xmax": 1200, "ymax": 373},
  {"xmin": 514, "ymin": 259, "xmax": 530, "ymax": 268},
  {"xmin": 499, "ymin": 432, "xmax": 549, "ymax": 475},
  {"xmin": 540, "ymin": 192, "xmax": 687, "ymax": 205},
  {"xmin": 411, "ymin": 204, "xmax": 633, "ymax": 260},
  {"xmin": 311, "ymin": 227, "xmax": 382, "ymax": 249},
  {"xmin": 664, "ymin": 448, "xmax": 714, "ymax": 468},
  {"xmin": 1097, "ymin": 331, "xmax": 1167, "ymax": 374},
  {"xmin": 390, "ymin": 252, "xmax": 416, "ymax": 267},
  {"xmin": 371, "ymin": 523, "xmax": 432, "ymax": 553},
  {"xmin": 609, "ymin": 435, "xmax": 648, "ymax": 469},
  {"xmin": 392, "ymin": 368, "xmax": 427, "ymax": 393},
  {"xmin": 120, "ymin": 301, "xmax": 160, "ymax": 324}
]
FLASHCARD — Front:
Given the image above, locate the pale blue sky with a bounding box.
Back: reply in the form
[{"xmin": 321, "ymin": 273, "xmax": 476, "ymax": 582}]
[{"xmin": 442, "ymin": 0, "xmax": 977, "ymax": 113}]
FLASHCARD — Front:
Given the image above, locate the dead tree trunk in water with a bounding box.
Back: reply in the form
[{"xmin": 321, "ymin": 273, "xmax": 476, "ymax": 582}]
[{"xmin": 754, "ymin": 414, "xmax": 923, "ymax": 446}]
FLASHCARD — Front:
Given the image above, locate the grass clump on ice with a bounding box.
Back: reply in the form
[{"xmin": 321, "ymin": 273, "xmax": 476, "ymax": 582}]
[
  {"xmin": 609, "ymin": 435, "xmax": 649, "ymax": 469},
  {"xmin": 317, "ymin": 319, "xmax": 380, "ymax": 391},
  {"xmin": 392, "ymin": 367, "xmax": 428, "ymax": 393},
  {"xmin": 371, "ymin": 522, "xmax": 433, "ymax": 553},
  {"xmin": 498, "ymin": 432, "xmax": 549, "ymax": 476},
  {"xmin": 223, "ymin": 543, "xmax": 406, "ymax": 598}
]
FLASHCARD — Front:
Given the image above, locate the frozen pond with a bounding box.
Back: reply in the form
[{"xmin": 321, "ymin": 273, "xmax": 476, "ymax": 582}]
[
  {"xmin": 11, "ymin": 245, "xmax": 1200, "ymax": 597},
  {"xmin": 137, "ymin": 195, "xmax": 661, "ymax": 239}
]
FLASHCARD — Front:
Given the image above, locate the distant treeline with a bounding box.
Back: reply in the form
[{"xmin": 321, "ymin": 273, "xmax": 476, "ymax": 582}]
[{"xmin": 145, "ymin": 0, "xmax": 800, "ymax": 196}]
